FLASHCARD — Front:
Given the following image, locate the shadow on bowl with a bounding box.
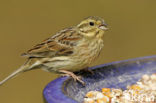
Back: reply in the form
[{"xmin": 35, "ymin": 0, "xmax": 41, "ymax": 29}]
[{"xmin": 43, "ymin": 55, "xmax": 156, "ymax": 103}]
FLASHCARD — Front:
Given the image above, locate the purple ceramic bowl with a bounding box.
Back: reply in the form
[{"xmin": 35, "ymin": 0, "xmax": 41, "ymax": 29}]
[{"xmin": 43, "ymin": 55, "xmax": 156, "ymax": 103}]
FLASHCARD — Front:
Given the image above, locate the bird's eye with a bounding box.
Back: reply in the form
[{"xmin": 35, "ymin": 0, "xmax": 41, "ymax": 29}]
[{"xmin": 89, "ymin": 22, "xmax": 94, "ymax": 26}]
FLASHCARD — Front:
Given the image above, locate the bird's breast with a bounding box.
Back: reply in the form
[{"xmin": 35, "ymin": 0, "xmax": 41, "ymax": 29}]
[{"xmin": 72, "ymin": 38, "xmax": 104, "ymax": 66}]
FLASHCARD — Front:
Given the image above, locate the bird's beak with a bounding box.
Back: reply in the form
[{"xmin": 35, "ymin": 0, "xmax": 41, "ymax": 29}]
[{"xmin": 99, "ymin": 23, "xmax": 109, "ymax": 31}]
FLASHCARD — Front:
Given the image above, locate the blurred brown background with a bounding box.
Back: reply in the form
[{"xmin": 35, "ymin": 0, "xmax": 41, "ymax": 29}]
[{"xmin": 0, "ymin": 0, "xmax": 156, "ymax": 103}]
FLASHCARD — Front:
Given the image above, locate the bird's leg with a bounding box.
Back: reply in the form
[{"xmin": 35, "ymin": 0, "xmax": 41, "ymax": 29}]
[
  {"xmin": 83, "ymin": 67, "xmax": 94, "ymax": 75},
  {"xmin": 59, "ymin": 70, "xmax": 85, "ymax": 85}
]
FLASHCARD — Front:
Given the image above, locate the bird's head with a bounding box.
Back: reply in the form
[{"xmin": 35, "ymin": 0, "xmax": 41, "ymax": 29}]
[{"xmin": 77, "ymin": 16, "xmax": 108, "ymax": 38}]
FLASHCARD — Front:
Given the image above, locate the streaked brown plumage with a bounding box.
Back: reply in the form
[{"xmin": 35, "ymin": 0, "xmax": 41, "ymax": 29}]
[{"xmin": 0, "ymin": 16, "xmax": 108, "ymax": 85}]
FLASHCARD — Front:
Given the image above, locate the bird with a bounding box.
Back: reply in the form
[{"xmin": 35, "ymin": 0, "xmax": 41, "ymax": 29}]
[{"xmin": 0, "ymin": 16, "xmax": 108, "ymax": 86}]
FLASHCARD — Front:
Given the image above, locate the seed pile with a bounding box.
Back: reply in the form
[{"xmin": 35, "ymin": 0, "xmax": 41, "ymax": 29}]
[{"xmin": 84, "ymin": 74, "xmax": 156, "ymax": 103}]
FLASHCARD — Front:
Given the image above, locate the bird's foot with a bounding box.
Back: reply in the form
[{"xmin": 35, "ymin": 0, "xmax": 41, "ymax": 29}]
[
  {"xmin": 59, "ymin": 70, "xmax": 85, "ymax": 86},
  {"xmin": 83, "ymin": 68, "xmax": 94, "ymax": 75}
]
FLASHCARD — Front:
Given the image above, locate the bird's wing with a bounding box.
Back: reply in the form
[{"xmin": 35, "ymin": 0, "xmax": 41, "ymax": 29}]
[{"xmin": 22, "ymin": 28, "xmax": 82, "ymax": 58}]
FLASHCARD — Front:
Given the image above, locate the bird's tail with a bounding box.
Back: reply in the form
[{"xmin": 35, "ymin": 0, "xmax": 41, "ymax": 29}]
[{"xmin": 0, "ymin": 59, "xmax": 39, "ymax": 86}]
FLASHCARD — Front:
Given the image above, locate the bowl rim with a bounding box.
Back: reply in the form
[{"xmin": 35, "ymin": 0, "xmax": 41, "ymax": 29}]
[{"xmin": 43, "ymin": 55, "xmax": 156, "ymax": 103}]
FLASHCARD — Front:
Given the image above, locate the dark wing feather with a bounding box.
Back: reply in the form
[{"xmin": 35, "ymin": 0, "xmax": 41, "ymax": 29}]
[{"xmin": 22, "ymin": 28, "xmax": 82, "ymax": 58}]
